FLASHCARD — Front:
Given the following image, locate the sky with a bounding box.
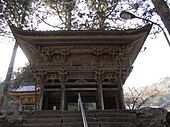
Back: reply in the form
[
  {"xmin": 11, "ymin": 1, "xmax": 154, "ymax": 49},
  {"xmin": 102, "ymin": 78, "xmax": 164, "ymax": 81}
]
[
  {"xmin": 0, "ymin": 28, "xmax": 170, "ymax": 88},
  {"xmin": 124, "ymin": 31, "xmax": 170, "ymax": 87}
]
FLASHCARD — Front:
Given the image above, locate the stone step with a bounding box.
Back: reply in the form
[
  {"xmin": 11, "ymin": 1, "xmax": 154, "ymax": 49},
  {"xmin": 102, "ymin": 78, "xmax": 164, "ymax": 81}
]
[
  {"xmin": 95, "ymin": 112, "xmax": 127, "ymax": 117},
  {"xmin": 63, "ymin": 117, "xmax": 97, "ymax": 122},
  {"xmin": 33, "ymin": 110, "xmax": 134, "ymax": 115},
  {"xmin": 33, "ymin": 110, "xmax": 132, "ymax": 117},
  {"xmin": 61, "ymin": 122, "xmax": 136, "ymax": 127},
  {"xmin": 94, "ymin": 109, "xmax": 133, "ymax": 113},
  {"xmin": 63, "ymin": 112, "xmax": 95, "ymax": 117},
  {"xmin": 61, "ymin": 122, "xmax": 99, "ymax": 127},
  {"xmin": 63, "ymin": 113, "xmax": 83, "ymax": 117},
  {"xmin": 25, "ymin": 117, "xmax": 97, "ymax": 124},
  {"xmin": 100, "ymin": 122, "xmax": 137, "ymax": 127},
  {"xmin": 32, "ymin": 112, "xmax": 96, "ymax": 118},
  {"xmin": 33, "ymin": 111, "xmax": 81, "ymax": 116},
  {"xmin": 22, "ymin": 122, "xmax": 137, "ymax": 127},
  {"xmin": 22, "ymin": 122, "xmax": 100, "ymax": 127},
  {"xmin": 34, "ymin": 110, "xmax": 79, "ymax": 114},
  {"xmin": 25, "ymin": 118, "xmax": 62, "ymax": 124},
  {"xmin": 25, "ymin": 116, "xmax": 134, "ymax": 124},
  {"xmin": 21, "ymin": 110, "xmax": 138, "ymax": 127},
  {"xmin": 32, "ymin": 114, "xmax": 63, "ymax": 118},
  {"xmin": 22, "ymin": 123, "xmax": 61, "ymax": 127},
  {"xmin": 25, "ymin": 117, "xmax": 134, "ymax": 123},
  {"xmin": 32, "ymin": 113, "xmax": 130, "ymax": 119},
  {"xmin": 98, "ymin": 117, "xmax": 132, "ymax": 122}
]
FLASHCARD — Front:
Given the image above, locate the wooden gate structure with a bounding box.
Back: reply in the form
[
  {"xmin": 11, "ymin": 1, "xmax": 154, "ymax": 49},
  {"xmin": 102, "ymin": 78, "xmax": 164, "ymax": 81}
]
[{"xmin": 11, "ymin": 25, "xmax": 152, "ymax": 111}]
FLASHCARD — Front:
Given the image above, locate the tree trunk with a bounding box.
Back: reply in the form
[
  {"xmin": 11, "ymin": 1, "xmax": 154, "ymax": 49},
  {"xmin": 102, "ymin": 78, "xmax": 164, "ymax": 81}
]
[
  {"xmin": 0, "ymin": 41, "xmax": 18, "ymax": 108},
  {"xmin": 3, "ymin": 41, "xmax": 18, "ymax": 95},
  {"xmin": 152, "ymin": 0, "xmax": 170, "ymax": 35}
]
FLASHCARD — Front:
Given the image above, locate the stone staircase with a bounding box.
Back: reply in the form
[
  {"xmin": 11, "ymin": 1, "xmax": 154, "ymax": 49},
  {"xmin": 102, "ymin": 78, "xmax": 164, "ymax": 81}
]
[{"xmin": 21, "ymin": 110, "xmax": 137, "ymax": 127}]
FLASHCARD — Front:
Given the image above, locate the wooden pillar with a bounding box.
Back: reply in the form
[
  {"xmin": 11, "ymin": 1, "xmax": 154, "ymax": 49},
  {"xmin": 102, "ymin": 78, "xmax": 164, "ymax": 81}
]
[
  {"xmin": 118, "ymin": 84, "xmax": 125, "ymax": 109},
  {"xmin": 34, "ymin": 83, "xmax": 37, "ymax": 110},
  {"xmin": 33, "ymin": 69, "xmax": 46, "ymax": 110},
  {"xmin": 34, "ymin": 76, "xmax": 44, "ymax": 110},
  {"xmin": 61, "ymin": 82, "xmax": 65, "ymax": 111},
  {"xmin": 59, "ymin": 69, "xmax": 67, "ymax": 111},
  {"xmin": 39, "ymin": 74, "xmax": 45, "ymax": 110},
  {"xmin": 39, "ymin": 86, "xmax": 44, "ymax": 110},
  {"xmin": 96, "ymin": 70, "xmax": 104, "ymax": 110},
  {"xmin": 98, "ymin": 82, "xmax": 104, "ymax": 110},
  {"xmin": 115, "ymin": 92, "xmax": 120, "ymax": 109}
]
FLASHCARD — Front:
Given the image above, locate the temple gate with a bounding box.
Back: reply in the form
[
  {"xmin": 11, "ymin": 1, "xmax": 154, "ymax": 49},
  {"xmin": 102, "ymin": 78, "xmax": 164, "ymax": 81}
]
[{"xmin": 11, "ymin": 25, "xmax": 152, "ymax": 110}]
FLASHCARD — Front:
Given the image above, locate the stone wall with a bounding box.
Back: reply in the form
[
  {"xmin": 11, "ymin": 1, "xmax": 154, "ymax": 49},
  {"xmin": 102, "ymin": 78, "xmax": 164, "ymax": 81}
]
[
  {"xmin": 0, "ymin": 110, "xmax": 33, "ymax": 127},
  {"xmin": 136, "ymin": 107, "xmax": 167, "ymax": 127}
]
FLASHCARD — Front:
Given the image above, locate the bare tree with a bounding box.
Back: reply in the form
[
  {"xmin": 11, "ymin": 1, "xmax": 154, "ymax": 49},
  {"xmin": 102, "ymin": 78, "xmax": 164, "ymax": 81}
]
[
  {"xmin": 124, "ymin": 86, "xmax": 165, "ymax": 110},
  {"xmin": 151, "ymin": 0, "xmax": 170, "ymax": 35}
]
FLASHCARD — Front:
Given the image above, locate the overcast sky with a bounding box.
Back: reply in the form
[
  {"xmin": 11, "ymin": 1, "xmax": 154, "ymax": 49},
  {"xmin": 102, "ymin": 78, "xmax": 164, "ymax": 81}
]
[{"xmin": 124, "ymin": 32, "xmax": 170, "ymax": 87}]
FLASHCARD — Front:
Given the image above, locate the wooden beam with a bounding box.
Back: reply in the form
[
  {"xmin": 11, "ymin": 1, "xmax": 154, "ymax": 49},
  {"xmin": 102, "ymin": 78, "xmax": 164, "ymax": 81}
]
[
  {"xmin": 66, "ymin": 88, "xmax": 97, "ymax": 91},
  {"xmin": 102, "ymin": 88, "xmax": 118, "ymax": 91}
]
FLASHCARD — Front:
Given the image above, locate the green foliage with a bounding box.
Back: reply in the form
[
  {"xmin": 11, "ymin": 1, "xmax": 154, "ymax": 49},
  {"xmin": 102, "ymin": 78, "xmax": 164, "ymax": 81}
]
[
  {"xmin": 43, "ymin": 0, "xmax": 77, "ymax": 30},
  {"xmin": 87, "ymin": 0, "xmax": 118, "ymax": 29},
  {"xmin": 11, "ymin": 64, "xmax": 35, "ymax": 89},
  {"xmin": 0, "ymin": 94, "xmax": 20, "ymax": 110},
  {"xmin": 40, "ymin": 0, "xmax": 168, "ymax": 31},
  {"xmin": 0, "ymin": 82, "xmax": 5, "ymax": 94},
  {"xmin": 42, "ymin": 0, "xmax": 120, "ymax": 30},
  {"xmin": 1, "ymin": 0, "xmax": 32, "ymax": 27},
  {"xmin": 0, "ymin": 0, "xmax": 41, "ymax": 38},
  {"xmin": 1, "ymin": 0, "xmax": 167, "ymax": 31},
  {"xmin": 45, "ymin": 0, "xmax": 76, "ymax": 12}
]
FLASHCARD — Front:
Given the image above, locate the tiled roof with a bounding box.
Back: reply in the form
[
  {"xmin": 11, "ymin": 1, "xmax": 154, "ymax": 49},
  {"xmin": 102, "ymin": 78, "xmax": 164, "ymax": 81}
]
[
  {"xmin": 12, "ymin": 85, "xmax": 36, "ymax": 92},
  {"xmin": 11, "ymin": 82, "xmax": 39, "ymax": 92}
]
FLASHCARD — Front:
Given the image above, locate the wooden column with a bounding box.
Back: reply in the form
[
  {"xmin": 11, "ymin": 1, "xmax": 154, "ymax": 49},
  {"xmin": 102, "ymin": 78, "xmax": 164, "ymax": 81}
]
[
  {"xmin": 34, "ymin": 82, "xmax": 37, "ymax": 110},
  {"xmin": 96, "ymin": 70, "xmax": 104, "ymax": 110},
  {"xmin": 39, "ymin": 86, "xmax": 44, "ymax": 110},
  {"xmin": 59, "ymin": 69, "xmax": 67, "ymax": 111},
  {"xmin": 33, "ymin": 69, "xmax": 46, "ymax": 110},
  {"xmin": 40, "ymin": 74, "xmax": 46, "ymax": 110},
  {"xmin": 34, "ymin": 76, "xmax": 44, "ymax": 110},
  {"xmin": 115, "ymin": 92, "xmax": 120, "ymax": 109},
  {"xmin": 98, "ymin": 82, "xmax": 104, "ymax": 110},
  {"xmin": 61, "ymin": 82, "xmax": 65, "ymax": 111},
  {"xmin": 118, "ymin": 84, "xmax": 125, "ymax": 109},
  {"xmin": 116, "ymin": 69, "xmax": 126, "ymax": 109}
]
